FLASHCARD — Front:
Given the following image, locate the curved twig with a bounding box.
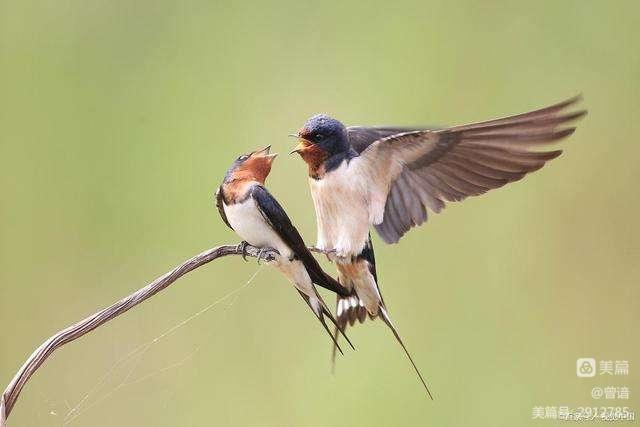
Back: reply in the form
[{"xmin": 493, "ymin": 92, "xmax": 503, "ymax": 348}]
[{"xmin": 0, "ymin": 243, "xmax": 278, "ymax": 426}]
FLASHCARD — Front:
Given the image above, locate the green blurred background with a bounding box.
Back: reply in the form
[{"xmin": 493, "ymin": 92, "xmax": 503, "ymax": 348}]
[{"xmin": 1, "ymin": 1, "xmax": 638, "ymax": 426}]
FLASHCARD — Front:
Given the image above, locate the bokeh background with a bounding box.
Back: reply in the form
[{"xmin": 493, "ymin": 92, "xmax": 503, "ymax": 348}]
[{"xmin": 1, "ymin": 1, "xmax": 638, "ymax": 426}]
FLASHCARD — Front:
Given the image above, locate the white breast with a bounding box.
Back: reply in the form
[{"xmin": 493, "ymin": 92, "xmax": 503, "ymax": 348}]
[
  {"xmin": 309, "ymin": 161, "xmax": 371, "ymax": 258},
  {"xmin": 223, "ymin": 197, "xmax": 293, "ymax": 259},
  {"xmin": 224, "ymin": 195, "xmax": 318, "ymax": 301}
]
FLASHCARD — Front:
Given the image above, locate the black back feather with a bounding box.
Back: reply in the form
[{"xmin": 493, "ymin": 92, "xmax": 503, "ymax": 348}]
[{"xmin": 252, "ymin": 185, "xmax": 349, "ymax": 297}]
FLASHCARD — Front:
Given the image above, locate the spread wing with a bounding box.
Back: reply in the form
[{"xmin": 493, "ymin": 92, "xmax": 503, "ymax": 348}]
[
  {"xmin": 215, "ymin": 186, "xmax": 232, "ymax": 230},
  {"xmin": 252, "ymin": 185, "xmax": 349, "ymax": 296},
  {"xmin": 347, "ymin": 126, "xmax": 437, "ymax": 154},
  {"xmin": 354, "ymin": 96, "xmax": 587, "ymax": 244}
]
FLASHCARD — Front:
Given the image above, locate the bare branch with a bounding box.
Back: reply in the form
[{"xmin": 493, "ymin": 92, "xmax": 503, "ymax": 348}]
[{"xmin": 0, "ymin": 243, "xmax": 278, "ymax": 426}]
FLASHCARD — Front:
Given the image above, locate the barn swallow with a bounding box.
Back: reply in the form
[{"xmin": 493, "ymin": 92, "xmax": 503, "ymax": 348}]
[
  {"xmin": 291, "ymin": 96, "xmax": 587, "ymax": 398},
  {"xmin": 215, "ymin": 145, "xmax": 354, "ymax": 353}
]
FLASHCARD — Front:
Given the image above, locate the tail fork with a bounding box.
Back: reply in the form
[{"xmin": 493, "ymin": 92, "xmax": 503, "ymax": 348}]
[
  {"xmin": 330, "ymin": 293, "xmax": 369, "ymax": 372},
  {"xmin": 296, "ymin": 290, "xmax": 353, "ymax": 355},
  {"xmin": 321, "ymin": 305, "xmax": 355, "ymax": 351},
  {"xmin": 330, "ymin": 323, "xmax": 341, "ymax": 374},
  {"xmin": 379, "ymin": 306, "xmax": 434, "ymax": 400}
]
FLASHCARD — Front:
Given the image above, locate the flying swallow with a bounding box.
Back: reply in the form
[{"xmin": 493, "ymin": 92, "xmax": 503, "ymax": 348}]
[
  {"xmin": 291, "ymin": 96, "xmax": 587, "ymax": 398},
  {"xmin": 215, "ymin": 145, "xmax": 354, "ymax": 353}
]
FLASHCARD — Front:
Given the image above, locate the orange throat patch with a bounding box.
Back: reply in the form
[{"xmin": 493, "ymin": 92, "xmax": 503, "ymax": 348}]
[
  {"xmin": 233, "ymin": 157, "xmax": 272, "ymax": 183},
  {"xmin": 221, "ymin": 180, "xmax": 254, "ymax": 204},
  {"xmin": 297, "ymin": 144, "xmax": 328, "ymax": 179},
  {"xmin": 223, "ymin": 156, "xmax": 273, "ymax": 203}
]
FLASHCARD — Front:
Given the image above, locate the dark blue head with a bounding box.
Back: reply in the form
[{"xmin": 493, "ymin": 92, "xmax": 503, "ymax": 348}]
[{"xmin": 292, "ymin": 114, "xmax": 349, "ymax": 157}]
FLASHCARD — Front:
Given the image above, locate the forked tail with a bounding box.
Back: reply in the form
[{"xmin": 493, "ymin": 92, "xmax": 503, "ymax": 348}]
[
  {"xmin": 378, "ymin": 306, "xmax": 433, "ymax": 400},
  {"xmin": 331, "ymin": 293, "xmax": 369, "ymax": 369},
  {"xmin": 331, "ymin": 295, "xmax": 433, "ymax": 399},
  {"xmin": 296, "ymin": 290, "xmax": 354, "ymax": 355}
]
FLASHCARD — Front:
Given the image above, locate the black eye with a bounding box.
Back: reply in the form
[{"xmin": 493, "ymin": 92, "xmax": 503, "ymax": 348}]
[
  {"xmin": 315, "ymin": 133, "xmax": 324, "ymax": 141},
  {"xmin": 237, "ymin": 155, "xmax": 249, "ymax": 161}
]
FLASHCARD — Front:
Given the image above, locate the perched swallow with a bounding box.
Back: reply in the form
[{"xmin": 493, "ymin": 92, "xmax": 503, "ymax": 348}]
[
  {"xmin": 292, "ymin": 96, "xmax": 587, "ymax": 398},
  {"xmin": 215, "ymin": 145, "xmax": 354, "ymax": 353}
]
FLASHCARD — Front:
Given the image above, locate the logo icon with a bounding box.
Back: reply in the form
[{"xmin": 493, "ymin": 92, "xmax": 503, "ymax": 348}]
[{"xmin": 577, "ymin": 358, "xmax": 596, "ymax": 377}]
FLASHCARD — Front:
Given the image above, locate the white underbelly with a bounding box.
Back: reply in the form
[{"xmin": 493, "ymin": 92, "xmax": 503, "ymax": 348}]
[
  {"xmin": 224, "ymin": 198, "xmax": 317, "ymax": 300},
  {"xmin": 309, "ymin": 163, "xmax": 371, "ymax": 258},
  {"xmin": 223, "ymin": 198, "xmax": 293, "ymax": 259}
]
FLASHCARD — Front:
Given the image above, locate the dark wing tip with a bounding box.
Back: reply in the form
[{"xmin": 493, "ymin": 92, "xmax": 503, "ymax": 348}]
[
  {"xmin": 565, "ymin": 93, "xmax": 583, "ymax": 104},
  {"xmin": 572, "ymin": 109, "xmax": 588, "ymax": 120},
  {"xmin": 554, "ymin": 127, "xmax": 577, "ymax": 141},
  {"xmin": 551, "ymin": 94, "xmax": 583, "ymax": 111},
  {"xmin": 546, "ymin": 149, "xmax": 563, "ymax": 160}
]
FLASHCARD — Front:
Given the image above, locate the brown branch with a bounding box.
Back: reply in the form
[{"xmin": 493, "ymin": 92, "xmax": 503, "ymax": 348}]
[{"xmin": 0, "ymin": 243, "xmax": 278, "ymax": 426}]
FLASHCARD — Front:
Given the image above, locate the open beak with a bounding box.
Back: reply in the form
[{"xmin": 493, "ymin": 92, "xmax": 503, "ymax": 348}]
[
  {"xmin": 253, "ymin": 145, "xmax": 271, "ymax": 156},
  {"xmin": 252, "ymin": 145, "xmax": 278, "ymax": 161},
  {"xmin": 289, "ymin": 134, "xmax": 312, "ymax": 155}
]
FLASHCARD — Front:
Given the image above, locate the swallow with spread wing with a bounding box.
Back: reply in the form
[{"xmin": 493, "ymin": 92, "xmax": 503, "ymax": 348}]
[
  {"xmin": 291, "ymin": 96, "xmax": 587, "ymax": 398},
  {"xmin": 215, "ymin": 146, "xmax": 354, "ymax": 354}
]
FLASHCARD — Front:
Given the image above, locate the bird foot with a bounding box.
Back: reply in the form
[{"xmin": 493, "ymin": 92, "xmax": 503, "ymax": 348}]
[
  {"xmin": 256, "ymin": 248, "xmax": 267, "ymax": 265},
  {"xmin": 236, "ymin": 241, "xmax": 249, "ymax": 262},
  {"xmin": 309, "ymin": 246, "xmax": 337, "ymax": 262}
]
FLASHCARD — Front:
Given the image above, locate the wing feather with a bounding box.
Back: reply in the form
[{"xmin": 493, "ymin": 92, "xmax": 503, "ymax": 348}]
[
  {"xmin": 398, "ymin": 173, "xmax": 428, "ymax": 226},
  {"xmin": 404, "ymin": 171, "xmax": 443, "ymax": 214},
  {"xmin": 215, "ymin": 186, "xmax": 232, "ymax": 230},
  {"xmin": 359, "ymin": 96, "xmax": 586, "ymax": 243},
  {"xmin": 347, "ymin": 126, "xmax": 437, "ymax": 153}
]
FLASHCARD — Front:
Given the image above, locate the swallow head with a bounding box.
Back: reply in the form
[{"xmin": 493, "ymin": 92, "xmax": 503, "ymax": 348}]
[
  {"xmin": 290, "ymin": 114, "xmax": 349, "ymax": 164},
  {"xmin": 224, "ymin": 145, "xmax": 278, "ymax": 185}
]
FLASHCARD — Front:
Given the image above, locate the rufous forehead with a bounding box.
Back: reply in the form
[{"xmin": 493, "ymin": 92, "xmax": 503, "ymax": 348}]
[{"xmin": 298, "ymin": 127, "xmax": 312, "ymax": 138}]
